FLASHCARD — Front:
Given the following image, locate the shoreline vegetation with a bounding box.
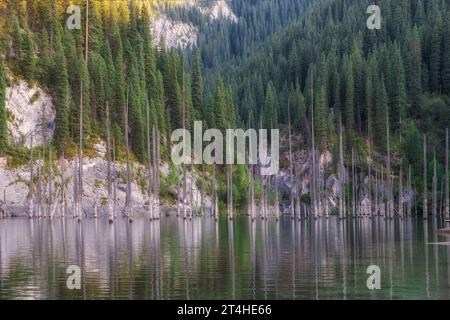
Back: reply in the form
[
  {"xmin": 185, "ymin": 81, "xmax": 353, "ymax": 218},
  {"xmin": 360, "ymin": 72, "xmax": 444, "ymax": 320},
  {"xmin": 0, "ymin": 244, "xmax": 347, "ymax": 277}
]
[{"xmin": 0, "ymin": 0, "xmax": 449, "ymax": 234}]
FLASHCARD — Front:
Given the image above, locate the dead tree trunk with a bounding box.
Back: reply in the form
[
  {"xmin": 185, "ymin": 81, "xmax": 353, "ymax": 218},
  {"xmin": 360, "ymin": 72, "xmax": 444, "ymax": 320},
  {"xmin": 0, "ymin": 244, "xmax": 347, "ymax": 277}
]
[
  {"xmin": 73, "ymin": 146, "xmax": 78, "ymax": 219},
  {"xmin": 368, "ymin": 138, "xmax": 372, "ymax": 218},
  {"xmin": 423, "ymin": 134, "xmax": 428, "ymax": 220},
  {"xmin": 288, "ymin": 97, "xmax": 295, "ymax": 220},
  {"xmin": 275, "ymin": 175, "xmax": 280, "ymax": 221},
  {"xmin": 106, "ymin": 102, "xmax": 113, "ymax": 223},
  {"xmin": 213, "ymin": 165, "xmax": 219, "ymax": 221},
  {"xmin": 446, "ymin": 128, "xmax": 449, "ymax": 220},
  {"xmin": 78, "ymin": 75, "xmax": 84, "ymax": 221},
  {"xmin": 60, "ymin": 153, "xmax": 65, "ymax": 218},
  {"xmin": 146, "ymin": 98, "xmax": 153, "ymax": 221},
  {"xmin": 49, "ymin": 148, "xmax": 53, "ymax": 219},
  {"xmin": 407, "ymin": 164, "xmax": 412, "ymax": 217},
  {"xmin": 432, "ymin": 149, "xmax": 437, "ymax": 217},
  {"xmin": 399, "ymin": 161, "xmax": 403, "ymax": 219},
  {"xmin": 29, "ymin": 136, "xmax": 34, "ymax": 218},
  {"xmin": 124, "ymin": 86, "xmax": 132, "ymax": 222},
  {"xmin": 113, "ymin": 138, "xmax": 117, "ymax": 218},
  {"xmin": 386, "ymin": 111, "xmax": 393, "ymax": 220},
  {"xmin": 352, "ymin": 148, "xmax": 356, "ymax": 218},
  {"xmin": 339, "ymin": 116, "xmax": 345, "ymax": 220}
]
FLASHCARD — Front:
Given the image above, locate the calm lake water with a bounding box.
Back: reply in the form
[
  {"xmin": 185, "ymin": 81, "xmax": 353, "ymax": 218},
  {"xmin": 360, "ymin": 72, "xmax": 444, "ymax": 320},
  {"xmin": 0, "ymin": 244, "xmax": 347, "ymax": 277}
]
[{"xmin": 0, "ymin": 215, "xmax": 449, "ymax": 300}]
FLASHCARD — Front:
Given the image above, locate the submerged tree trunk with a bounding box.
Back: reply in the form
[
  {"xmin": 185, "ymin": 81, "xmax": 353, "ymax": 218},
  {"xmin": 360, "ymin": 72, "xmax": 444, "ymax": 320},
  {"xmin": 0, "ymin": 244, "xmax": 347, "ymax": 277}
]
[
  {"xmin": 339, "ymin": 116, "xmax": 345, "ymax": 220},
  {"xmin": 78, "ymin": 77, "xmax": 84, "ymax": 222},
  {"xmin": 29, "ymin": 136, "xmax": 34, "ymax": 218},
  {"xmin": 399, "ymin": 161, "xmax": 403, "ymax": 219},
  {"xmin": 48, "ymin": 148, "xmax": 53, "ymax": 219},
  {"xmin": 213, "ymin": 165, "xmax": 219, "ymax": 221},
  {"xmin": 423, "ymin": 134, "xmax": 428, "ymax": 220},
  {"xmin": 113, "ymin": 138, "xmax": 117, "ymax": 218},
  {"xmin": 274, "ymin": 175, "xmax": 280, "ymax": 221},
  {"xmin": 73, "ymin": 146, "xmax": 78, "ymax": 219},
  {"xmin": 152, "ymin": 128, "xmax": 160, "ymax": 220},
  {"xmin": 124, "ymin": 86, "xmax": 132, "ymax": 222},
  {"xmin": 386, "ymin": 111, "xmax": 393, "ymax": 220},
  {"xmin": 288, "ymin": 98, "xmax": 295, "ymax": 220},
  {"xmin": 407, "ymin": 164, "xmax": 412, "ymax": 217},
  {"xmin": 106, "ymin": 102, "xmax": 113, "ymax": 223},
  {"xmin": 146, "ymin": 98, "xmax": 153, "ymax": 221},
  {"xmin": 60, "ymin": 153, "xmax": 65, "ymax": 218},
  {"xmin": 446, "ymin": 128, "xmax": 449, "ymax": 220},
  {"xmin": 432, "ymin": 149, "xmax": 437, "ymax": 217}
]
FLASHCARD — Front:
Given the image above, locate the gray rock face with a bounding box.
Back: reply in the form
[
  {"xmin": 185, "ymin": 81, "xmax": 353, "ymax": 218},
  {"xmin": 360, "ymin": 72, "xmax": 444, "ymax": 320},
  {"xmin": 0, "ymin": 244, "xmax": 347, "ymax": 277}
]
[
  {"xmin": 6, "ymin": 80, "xmax": 55, "ymax": 147},
  {"xmin": 0, "ymin": 154, "xmax": 212, "ymax": 218}
]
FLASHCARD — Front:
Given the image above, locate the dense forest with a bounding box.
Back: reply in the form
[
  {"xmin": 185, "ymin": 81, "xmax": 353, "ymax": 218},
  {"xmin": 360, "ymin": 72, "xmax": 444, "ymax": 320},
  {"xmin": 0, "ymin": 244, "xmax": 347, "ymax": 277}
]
[{"xmin": 1, "ymin": 0, "xmax": 450, "ymax": 219}]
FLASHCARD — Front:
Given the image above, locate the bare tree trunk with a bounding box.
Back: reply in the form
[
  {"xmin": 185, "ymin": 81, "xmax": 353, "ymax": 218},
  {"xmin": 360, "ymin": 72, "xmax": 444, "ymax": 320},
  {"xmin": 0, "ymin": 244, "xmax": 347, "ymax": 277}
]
[
  {"xmin": 339, "ymin": 116, "xmax": 345, "ymax": 220},
  {"xmin": 200, "ymin": 164, "xmax": 204, "ymax": 217},
  {"xmin": 399, "ymin": 161, "xmax": 403, "ymax": 219},
  {"xmin": 60, "ymin": 153, "xmax": 65, "ymax": 218},
  {"xmin": 227, "ymin": 163, "xmax": 233, "ymax": 220},
  {"xmin": 386, "ymin": 111, "xmax": 393, "ymax": 220},
  {"xmin": 106, "ymin": 102, "xmax": 113, "ymax": 223},
  {"xmin": 250, "ymin": 165, "xmax": 256, "ymax": 221},
  {"xmin": 423, "ymin": 134, "xmax": 428, "ymax": 220},
  {"xmin": 446, "ymin": 128, "xmax": 449, "ymax": 220},
  {"xmin": 146, "ymin": 98, "xmax": 153, "ymax": 221},
  {"xmin": 113, "ymin": 138, "xmax": 117, "ymax": 218},
  {"xmin": 274, "ymin": 175, "xmax": 280, "ymax": 221},
  {"xmin": 310, "ymin": 73, "xmax": 318, "ymax": 219},
  {"xmin": 29, "ymin": 136, "xmax": 34, "ymax": 218},
  {"xmin": 381, "ymin": 166, "xmax": 385, "ymax": 217},
  {"xmin": 49, "ymin": 148, "xmax": 53, "ymax": 219},
  {"xmin": 368, "ymin": 138, "xmax": 372, "ymax": 218},
  {"xmin": 432, "ymin": 149, "xmax": 437, "ymax": 217},
  {"xmin": 352, "ymin": 148, "xmax": 356, "ymax": 218},
  {"xmin": 288, "ymin": 97, "xmax": 295, "ymax": 220},
  {"xmin": 124, "ymin": 86, "xmax": 132, "ymax": 222},
  {"xmin": 37, "ymin": 163, "xmax": 42, "ymax": 218},
  {"xmin": 155, "ymin": 129, "xmax": 161, "ymax": 219},
  {"xmin": 78, "ymin": 76, "xmax": 84, "ymax": 222},
  {"xmin": 73, "ymin": 146, "xmax": 78, "ymax": 219},
  {"xmin": 213, "ymin": 165, "xmax": 218, "ymax": 221},
  {"xmin": 407, "ymin": 164, "xmax": 412, "ymax": 217}
]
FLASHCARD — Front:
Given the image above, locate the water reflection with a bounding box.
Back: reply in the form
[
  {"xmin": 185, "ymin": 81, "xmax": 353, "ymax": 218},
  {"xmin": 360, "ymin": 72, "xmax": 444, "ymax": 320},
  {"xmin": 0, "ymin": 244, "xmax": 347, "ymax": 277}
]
[{"xmin": 0, "ymin": 216, "xmax": 449, "ymax": 299}]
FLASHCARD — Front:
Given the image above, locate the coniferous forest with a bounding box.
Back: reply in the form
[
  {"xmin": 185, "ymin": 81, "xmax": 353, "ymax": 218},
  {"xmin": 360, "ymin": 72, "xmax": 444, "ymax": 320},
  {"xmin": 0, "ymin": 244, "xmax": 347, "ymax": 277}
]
[{"xmin": 1, "ymin": 0, "xmax": 450, "ymax": 301}]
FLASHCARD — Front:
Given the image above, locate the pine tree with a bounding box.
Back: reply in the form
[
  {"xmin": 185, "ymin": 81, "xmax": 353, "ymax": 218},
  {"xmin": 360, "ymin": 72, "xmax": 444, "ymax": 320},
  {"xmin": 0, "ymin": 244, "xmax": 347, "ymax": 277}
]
[
  {"xmin": 375, "ymin": 77, "xmax": 388, "ymax": 151},
  {"xmin": 19, "ymin": 30, "xmax": 36, "ymax": 82},
  {"xmin": 428, "ymin": 2, "xmax": 442, "ymax": 94},
  {"xmin": 315, "ymin": 85, "xmax": 328, "ymax": 150},
  {"xmin": 264, "ymin": 81, "xmax": 279, "ymax": 129},
  {"xmin": 388, "ymin": 43, "xmax": 407, "ymax": 131},
  {"xmin": 406, "ymin": 27, "xmax": 423, "ymax": 115},
  {"xmin": 52, "ymin": 25, "xmax": 70, "ymax": 155},
  {"xmin": 442, "ymin": 15, "xmax": 450, "ymax": 95},
  {"xmin": 192, "ymin": 49, "xmax": 204, "ymax": 121},
  {"xmin": 344, "ymin": 59, "xmax": 354, "ymax": 137}
]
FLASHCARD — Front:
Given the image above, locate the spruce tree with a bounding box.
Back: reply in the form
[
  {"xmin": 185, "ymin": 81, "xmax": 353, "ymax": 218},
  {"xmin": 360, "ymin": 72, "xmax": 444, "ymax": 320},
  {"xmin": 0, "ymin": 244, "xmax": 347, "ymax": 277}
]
[
  {"xmin": 344, "ymin": 59, "xmax": 355, "ymax": 134},
  {"xmin": 442, "ymin": 15, "xmax": 450, "ymax": 95},
  {"xmin": 406, "ymin": 27, "xmax": 423, "ymax": 115},
  {"xmin": 192, "ymin": 49, "xmax": 204, "ymax": 121},
  {"xmin": 315, "ymin": 85, "xmax": 328, "ymax": 150},
  {"xmin": 375, "ymin": 77, "xmax": 388, "ymax": 151},
  {"xmin": 53, "ymin": 25, "xmax": 70, "ymax": 155}
]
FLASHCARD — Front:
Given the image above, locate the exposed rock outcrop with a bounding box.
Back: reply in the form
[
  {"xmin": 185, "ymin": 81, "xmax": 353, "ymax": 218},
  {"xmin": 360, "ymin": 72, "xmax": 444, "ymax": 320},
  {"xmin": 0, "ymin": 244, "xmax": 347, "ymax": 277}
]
[{"xmin": 6, "ymin": 80, "xmax": 55, "ymax": 148}]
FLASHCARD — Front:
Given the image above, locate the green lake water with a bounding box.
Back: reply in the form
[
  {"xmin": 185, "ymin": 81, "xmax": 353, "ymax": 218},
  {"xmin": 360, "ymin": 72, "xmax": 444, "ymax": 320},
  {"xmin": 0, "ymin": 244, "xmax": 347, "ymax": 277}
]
[{"xmin": 0, "ymin": 215, "xmax": 449, "ymax": 300}]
